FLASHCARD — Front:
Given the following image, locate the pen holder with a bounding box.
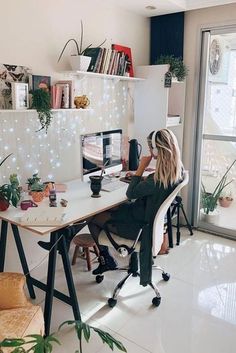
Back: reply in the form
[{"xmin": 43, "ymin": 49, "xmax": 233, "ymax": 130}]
[{"xmin": 89, "ymin": 176, "xmax": 103, "ymax": 198}]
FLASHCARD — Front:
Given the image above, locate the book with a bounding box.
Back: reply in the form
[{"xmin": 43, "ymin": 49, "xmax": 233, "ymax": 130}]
[
  {"xmin": 55, "ymin": 83, "xmax": 70, "ymax": 108},
  {"xmin": 29, "ymin": 74, "xmax": 51, "ymax": 92},
  {"xmin": 56, "ymin": 80, "xmax": 75, "ymax": 108},
  {"xmin": 83, "ymin": 47, "xmax": 102, "ymax": 72},
  {"xmin": 111, "ymin": 44, "xmax": 134, "ymax": 77}
]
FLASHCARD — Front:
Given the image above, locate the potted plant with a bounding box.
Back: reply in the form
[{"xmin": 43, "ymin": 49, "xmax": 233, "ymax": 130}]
[
  {"xmin": 30, "ymin": 181, "xmax": 45, "ymax": 203},
  {"xmin": 31, "ymin": 89, "xmax": 53, "ymax": 133},
  {"xmin": 57, "ymin": 20, "xmax": 106, "ymax": 71},
  {"xmin": 201, "ymin": 159, "xmax": 236, "ymax": 223},
  {"xmin": 219, "ymin": 190, "xmax": 233, "ymax": 208},
  {"xmin": 156, "ymin": 55, "xmax": 188, "ymax": 81},
  {"xmin": 0, "ymin": 173, "xmax": 21, "ymax": 211},
  {"xmin": 27, "ymin": 172, "xmax": 41, "ymax": 191},
  {"xmin": 0, "ymin": 319, "xmax": 127, "ymax": 353}
]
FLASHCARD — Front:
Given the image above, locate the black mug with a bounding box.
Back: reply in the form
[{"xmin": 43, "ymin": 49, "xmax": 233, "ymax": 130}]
[{"xmin": 89, "ymin": 176, "xmax": 103, "ymax": 198}]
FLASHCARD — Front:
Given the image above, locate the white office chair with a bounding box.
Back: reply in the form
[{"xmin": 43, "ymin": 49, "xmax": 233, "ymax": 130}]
[{"xmin": 96, "ymin": 171, "xmax": 189, "ymax": 308}]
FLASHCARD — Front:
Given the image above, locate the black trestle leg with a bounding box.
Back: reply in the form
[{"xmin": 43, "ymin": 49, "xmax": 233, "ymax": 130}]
[
  {"xmin": 0, "ymin": 220, "xmax": 8, "ymax": 272},
  {"xmin": 180, "ymin": 204, "xmax": 193, "ymax": 235},
  {"xmin": 44, "ymin": 231, "xmax": 58, "ymax": 336},
  {"xmin": 167, "ymin": 208, "xmax": 173, "ymax": 248},
  {"xmin": 176, "ymin": 202, "xmax": 181, "ymax": 246},
  {"xmin": 59, "ymin": 234, "xmax": 81, "ymax": 321},
  {"xmin": 11, "ymin": 224, "xmax": 36, "ymax": 299}
]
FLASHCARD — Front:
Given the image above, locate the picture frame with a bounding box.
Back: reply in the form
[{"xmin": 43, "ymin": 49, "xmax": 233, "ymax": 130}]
[{"xmin": 11, "ymin": 82, "xmax": 29, "ymax": 110}]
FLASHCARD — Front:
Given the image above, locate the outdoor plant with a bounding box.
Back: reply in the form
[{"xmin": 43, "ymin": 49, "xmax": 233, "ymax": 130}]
[
  {"xmin": 156, "ymin": 55, "xmax": 188, "ymax": 81},
  {"xmin": 0, "ymin": 320, "xmax": 127, "ymax": 353},
  {"xmin": 31, "ymin": 89, "xmax": 53, "ymax": 133},
  {"xmin": 57, "ymin": 20, "xmax": 106, "ymax": 62},
  {"xmin": 201, "ymin": 159, "xmax": 236, "ymax": 214}
]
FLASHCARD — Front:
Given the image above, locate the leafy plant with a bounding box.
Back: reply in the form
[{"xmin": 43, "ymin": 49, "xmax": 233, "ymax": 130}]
[
  {"xmin": 31, "ymin": 89, "xmax": 53, "ymax": 133},
  {"xmin": 30, "ymin": 181, "xmax": 44, "ymax": 192},
  {"xmin": 0, "ymin": 173, "xmax": 21, "ymax": 207},
  {"xmin": 201, "ymin": 159, "xmax": 236, "ymax": 214},
  {"xmin": 57, "ymin": 20, "xmax": 106, "ymax": 62},
  {"xmin": 0, "ymin": 320, "xmax": 127, "ymax": 353},
  {"xmin": 156, "ymin": 55, "xmax": 188, "ymax": 81},
  {"xmin": 27, "ymin": 173, "xmax": 41, "ymax": 189}
]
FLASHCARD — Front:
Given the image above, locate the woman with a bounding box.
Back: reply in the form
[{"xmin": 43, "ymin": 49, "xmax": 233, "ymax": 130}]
[{"xmin": 88, "ymin": 128, "xmax": 184, "ymax": 278}]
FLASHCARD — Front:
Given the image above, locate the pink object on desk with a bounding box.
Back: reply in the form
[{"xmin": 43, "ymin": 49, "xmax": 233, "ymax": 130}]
[{"xmin": 20, "ymin": 200, "xmax": 38, "ymax": 210}]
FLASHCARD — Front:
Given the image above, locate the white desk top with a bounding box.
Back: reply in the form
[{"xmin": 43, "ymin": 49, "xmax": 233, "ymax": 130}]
[{"xmin": 0, "ymin": 179, "xmax": 128, "ymax": 236}]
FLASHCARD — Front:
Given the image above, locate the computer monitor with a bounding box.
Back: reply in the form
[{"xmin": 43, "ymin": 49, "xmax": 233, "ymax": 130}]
[{"xmin": 81, "ymin": 129, "xmax": 122, "ymax": 181}]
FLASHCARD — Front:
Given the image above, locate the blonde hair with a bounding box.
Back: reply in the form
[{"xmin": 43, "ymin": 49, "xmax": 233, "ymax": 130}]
[{"xmin": 147, "ymin": 129, "xmax": 183, "ymax": 188}]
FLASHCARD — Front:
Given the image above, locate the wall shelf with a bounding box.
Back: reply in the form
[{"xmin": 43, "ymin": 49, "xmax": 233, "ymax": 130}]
[
  {"xmin": 0, "ymin": 108, "xmax": 92, "ymax": 114},
  {"xmin": 62, "ymin": 70, "xmax": 145, "ymax": 82}
]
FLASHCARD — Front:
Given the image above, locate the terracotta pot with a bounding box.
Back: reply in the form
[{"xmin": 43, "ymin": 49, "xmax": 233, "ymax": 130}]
[
  {"xmin": 219, "ymin": 197, "xmax": 233, "ymax": 208},
  {"xmin": 31, "ymin": 191, "xmax": 44, "ymax": 203},
  {"xmin": 0, "ymin": 195, "xmax": 10, "ymax": 211}
]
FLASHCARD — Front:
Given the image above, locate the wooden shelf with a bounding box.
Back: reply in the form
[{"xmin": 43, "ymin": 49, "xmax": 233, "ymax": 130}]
[
  {"xmin": 62, "ymin": 70, "xmax": 145, "ymax": 82},
  {"xmin": 0, "ymin": 108, "xmax": 92, "ymax": 113}
]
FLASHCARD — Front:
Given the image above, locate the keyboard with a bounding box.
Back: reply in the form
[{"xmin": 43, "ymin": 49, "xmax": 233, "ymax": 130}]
[{"xmin": 102, "ymin": 178, "xmax": 127, "ymax": 192}]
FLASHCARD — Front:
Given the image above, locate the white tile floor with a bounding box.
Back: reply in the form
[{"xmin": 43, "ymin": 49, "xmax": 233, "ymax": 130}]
[{"xmin": 34, "ymin": 229, "xmax": 236, "ymax": 353}]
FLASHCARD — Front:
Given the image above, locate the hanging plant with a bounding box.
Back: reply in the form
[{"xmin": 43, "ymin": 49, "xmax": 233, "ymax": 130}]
[
  {"xmin": 156, "ymin": 55, "xmax": 188, "ymax": 81},
  {"xmin": 31, "ymin": 88, "xmax": 53, "ymax": 133}
]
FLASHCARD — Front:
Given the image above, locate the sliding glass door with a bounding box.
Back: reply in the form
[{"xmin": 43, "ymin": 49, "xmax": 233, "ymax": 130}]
[{"xmin": 194, "ymin": 29, "xmax": 236, "ymax": 238}]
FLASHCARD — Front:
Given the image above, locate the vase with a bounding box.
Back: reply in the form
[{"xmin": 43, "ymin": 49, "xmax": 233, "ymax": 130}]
[
  {"xmin": 89, "ymin": 176, "xmax": 103, "ymax": 198},
  {"xmin": 219, "ymin": 197, "xmax": 233, "ymax": 208},
  {"xmin": 200, "ymin": 209, "xmax": 220, "ymax": 224},
  {"xmin": 0, "ymin": 195, "xmax": 9, "ymax": 211},
  {"xmin": 31, "ymin": 191, "xmax": 44, "ymax": 203},
  {"xmin": 69, "ymin": 55, "xmax": 91, "ymax": 71}
]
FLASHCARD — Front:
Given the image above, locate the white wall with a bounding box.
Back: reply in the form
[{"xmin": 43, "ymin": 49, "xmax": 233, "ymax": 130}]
[
  {"xmin": 0, "ymin": 0, "xmax": 149, "ymax": 275},
  {"xmin": 183, "ymin": 3, "xmax": 236, "ymax": 220}
]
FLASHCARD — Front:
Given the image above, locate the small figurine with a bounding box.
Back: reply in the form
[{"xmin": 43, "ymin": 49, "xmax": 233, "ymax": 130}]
[
  {"xmin": 60, "ymin": 198, "xmax": 68, "ymax": 207},
  {"xmin": 74, "ymin": 95, "xmax": 90, "ymax": 109}
]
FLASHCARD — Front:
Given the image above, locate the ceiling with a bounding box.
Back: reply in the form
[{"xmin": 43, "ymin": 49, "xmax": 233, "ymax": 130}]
[{"xmin": 109, "ymin": 0, "xmax": 236, "ymax": 17}]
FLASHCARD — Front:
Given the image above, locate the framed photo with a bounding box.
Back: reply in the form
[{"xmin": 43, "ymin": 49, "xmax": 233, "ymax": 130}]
[
  {"xmin": 11, "ymin": 82, "xmax": 29, "ymax": 110},
  {"xmin": 29, "ymin": 74, "xmax": 51, "ymax": 92}
]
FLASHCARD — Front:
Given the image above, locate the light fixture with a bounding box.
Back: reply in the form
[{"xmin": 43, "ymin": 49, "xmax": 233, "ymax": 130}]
[{"xmin": 145, "ymin": 5, "xmax": 156, "ymax": 10}]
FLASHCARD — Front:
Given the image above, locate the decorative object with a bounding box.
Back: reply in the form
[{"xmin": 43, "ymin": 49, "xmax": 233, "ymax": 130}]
[
  {"xmin": 0, "ymin": 63, "xmax": 31, "ymax": 109},
  {"xmin": 219, "ymin": 195, "xmax": 233, "ymax": 208},
  {"xmin": 30, "ymin": 181, "xmax": 45, "ymax": 203},
  {"xmin": 0, "ymin": 319, "xmax": 126, "ymax": 353},
  {"xmin": 11, "ymin": 82, "xmax": 29, "ymax": 109},
  {"xmin": 31, "ymin": 88, "xmax": 53, "ymax": 132},
  {"xmin": 0, "ymin": 173, "xmax": 21, "ymax": 209},
  {"xmin": 201, "ymin": 159, "xmax": 236, "ymax": 223},
  {"xmin": 156, "ymin": 55, "xmax": 188, "ymax": 81},
  {"xmin": 74, "ymin": 95, "xmax": 90, "ymax": 109},
  {"xmin": 60, "ymin": 198, "xmax": 68, "ymax": 207},
  {"xmin": 57, "ymin": 20, "xmax": 106, "ymax": 71},
  {"xmin": 209, "ymin": 36, "xmax": 230, "ymax": 83},
  {"xmin": 29, "ymin": 75, "xmax": 51, "ymax": 92},
  {"xmin": 89, "ymin": 175, "xmax": 103, "ymax": 198},
  {"xmin": 20, "ymin": 199, "xmax": 38, "ymax": 210}
]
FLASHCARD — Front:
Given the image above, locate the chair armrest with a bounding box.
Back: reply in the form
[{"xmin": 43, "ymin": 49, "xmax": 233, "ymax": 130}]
[{"xmin": 0, "ymin": 273, "xmax": 31, "ymax": 310}]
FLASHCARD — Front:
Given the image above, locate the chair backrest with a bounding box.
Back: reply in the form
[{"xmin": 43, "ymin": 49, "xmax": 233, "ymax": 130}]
[{"xmin": 152, "ymin": 170, "xmax": 189, "ymax": 256}]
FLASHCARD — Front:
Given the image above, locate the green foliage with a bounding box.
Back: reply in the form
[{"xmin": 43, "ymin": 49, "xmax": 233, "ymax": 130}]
[
  {"xmin": 30, "ymin": 181, "xmax": 44, "ymax": 192},
  {"xmin": 156, "ymin": 55, "xmax": 188, "ymax": 81},
  {"xmin": 201, "ymin": 159, "xmax": 236, "ymax": 214},
  {"xmin": 0, "ymin": 174, "xmax": 21, "ymax": 207},
  {"xmin": 27, "ymin": 173, "xmax": 41, "ymax": 188},
  {"xmin": 57, "ymin": 20, "xmax": 106, "ymax": 62},
  {"xmin": 31, "ymin": 89, "xmax": 53, "ymax": 133},
  {"xmin": 0, "ymin": 320, "xmax": 126, "ymax": 353}
]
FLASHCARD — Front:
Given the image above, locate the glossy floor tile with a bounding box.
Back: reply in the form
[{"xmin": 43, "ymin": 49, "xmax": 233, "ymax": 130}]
[{"xmin": 37, "ymin": 229, "xmax": 236, "ymax": 353}]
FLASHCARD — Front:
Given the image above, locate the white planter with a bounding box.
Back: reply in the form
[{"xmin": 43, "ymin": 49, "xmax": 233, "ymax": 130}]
[
  {"xmin": 200, "ymin": 209, "xmax": 220, "ymax": 225},
  {"xmin": 69, "ymin": 55, "xmax": 91, "ymax": 71}
]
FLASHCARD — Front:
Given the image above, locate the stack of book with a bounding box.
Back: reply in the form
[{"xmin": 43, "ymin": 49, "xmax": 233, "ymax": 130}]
[
  {"xmin": 51, "ymin": 80, "xmax": 75, "ymax": 109},
  {"xmin": 84, "ymin": 44, "xmax": 134, "ymax": 77}
]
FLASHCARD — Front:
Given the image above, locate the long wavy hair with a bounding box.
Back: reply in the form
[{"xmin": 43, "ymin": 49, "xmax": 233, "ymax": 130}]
[{"xmin": 147, "ymin": 129, "xmax": 183, "ymax": 188}]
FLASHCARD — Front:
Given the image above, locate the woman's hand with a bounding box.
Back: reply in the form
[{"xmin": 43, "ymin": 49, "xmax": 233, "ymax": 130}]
[{"xmin": 135, "ymin": 155, "xmax": 152, "ymax": 176}]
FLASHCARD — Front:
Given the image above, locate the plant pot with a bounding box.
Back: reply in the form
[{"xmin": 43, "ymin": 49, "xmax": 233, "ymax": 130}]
[
  {"xmin": 0, "ymin": 195, "xmax": 9, "ymax": 211},
  {"xmin": 31, "ymin": 191, "xmax": 44, "ymax": 203},
  {"xmin": 200, "ymin": 208, "xmax": 220, "ymax": 224},
  {"xmin": 69, "ymin": 55, "xmax": 91, "ymax": 71},
  {"xmin": 219, "ymin": 197, "xmax": 233, "ymax": 208}
]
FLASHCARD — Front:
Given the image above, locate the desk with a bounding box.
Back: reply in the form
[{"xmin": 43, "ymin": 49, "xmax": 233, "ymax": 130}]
[{"xmin": 0, "ymin": 179, "xmax": 128, "ymax": 335}]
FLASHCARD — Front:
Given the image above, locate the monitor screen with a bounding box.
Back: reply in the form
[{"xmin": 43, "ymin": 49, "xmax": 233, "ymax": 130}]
[{"xmin": 81, "ymin": 129, "xmax": 122, "ymax": 178}]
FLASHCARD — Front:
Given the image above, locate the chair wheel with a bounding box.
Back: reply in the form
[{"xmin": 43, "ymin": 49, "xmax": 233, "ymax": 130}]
[
  {"xmin": 162, "ymin": 272, "xmax": 170, "ymax": 281},
  {"xmin": 108, "ymin": 298, "xmax": 117, "ymax": 308},
  {"xmin": 95, "ymin": 275, "xmax": 104, "ymax": 283},
  {"xmin": 152, "ymin": 297, "xmax": 161, "ymax": 307}
]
